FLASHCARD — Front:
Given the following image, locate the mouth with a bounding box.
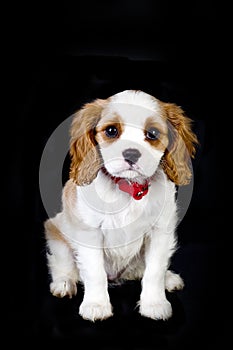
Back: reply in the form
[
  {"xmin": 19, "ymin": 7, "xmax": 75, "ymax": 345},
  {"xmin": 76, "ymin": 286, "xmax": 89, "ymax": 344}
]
[
  {"xmin": 111, "ymin": 166, "xmax": 147, "ymax": 183},
  {"xmin": 103, "ymin": 158, "xmax": 150, "ymax": 182}
]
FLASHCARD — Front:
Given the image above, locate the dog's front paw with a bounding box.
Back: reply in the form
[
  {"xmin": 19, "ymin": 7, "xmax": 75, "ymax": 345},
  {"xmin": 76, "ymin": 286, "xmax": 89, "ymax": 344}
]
[
  {"xmin": 139, "ymin": 298, "xmax": 172, "ymax": 320},
  {"xmin": 79, "ymin": 301, "xmax": 113, "ymax": 322},
  {"xmin": 50, "ymin": 278, "xmax": 77, "ymax": 298}
]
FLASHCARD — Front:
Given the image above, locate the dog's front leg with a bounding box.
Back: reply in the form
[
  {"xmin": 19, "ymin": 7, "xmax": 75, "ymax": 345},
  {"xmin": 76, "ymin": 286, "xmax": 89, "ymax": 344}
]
[
  {"xmin": 139, "ymin": 230, "xmax": 176, "ymax": 320},
  {"xmin": 75, "ymin": 237, "xmax": 113, "ymax": 322}
]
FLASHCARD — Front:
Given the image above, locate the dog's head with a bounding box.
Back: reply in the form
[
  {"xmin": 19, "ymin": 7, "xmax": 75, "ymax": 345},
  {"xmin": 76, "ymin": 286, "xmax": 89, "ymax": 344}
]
[{"xmin": 69, "ymin": 90, "xmax": 198, "ymax": 186}]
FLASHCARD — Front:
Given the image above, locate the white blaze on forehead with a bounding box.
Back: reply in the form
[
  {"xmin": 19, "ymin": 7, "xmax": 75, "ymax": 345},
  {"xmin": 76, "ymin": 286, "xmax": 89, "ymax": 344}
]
[
  {"xmin": 120, "ymin": 125, "xmax": 144, "ymax": 141},
  {"xmin": 110, "ymin": 90, "xmax": 161, "ymax": 113},
  {"xmin": 104, "ymin": 90, "xmax": 165, "ymax": 128}
]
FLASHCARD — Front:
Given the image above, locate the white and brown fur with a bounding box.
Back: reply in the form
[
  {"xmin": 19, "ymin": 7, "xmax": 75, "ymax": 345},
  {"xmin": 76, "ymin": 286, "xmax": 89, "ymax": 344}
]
[{"xmin": 44, "ymin": 90, "xmax": 198, "ymax": 321}]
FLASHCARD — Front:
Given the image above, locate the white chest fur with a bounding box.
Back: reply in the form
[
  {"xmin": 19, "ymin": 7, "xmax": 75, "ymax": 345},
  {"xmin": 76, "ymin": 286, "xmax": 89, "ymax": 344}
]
[{"xmin": 75, "ymin": 167, "xmax": 177, "ymax": 249}]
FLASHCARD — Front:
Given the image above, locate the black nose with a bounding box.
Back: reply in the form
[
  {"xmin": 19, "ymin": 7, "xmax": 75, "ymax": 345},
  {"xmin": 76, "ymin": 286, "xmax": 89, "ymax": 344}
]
[{"xmin": 122, "ymin": 148, "xmax": 141, "ymax": 165}]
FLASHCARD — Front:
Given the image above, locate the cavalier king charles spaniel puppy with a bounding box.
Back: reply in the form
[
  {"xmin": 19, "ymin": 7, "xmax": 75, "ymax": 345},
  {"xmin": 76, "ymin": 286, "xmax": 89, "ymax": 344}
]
[{"xmin": 44, "ymin": 90, "xmax": 198, "ymax": 322}]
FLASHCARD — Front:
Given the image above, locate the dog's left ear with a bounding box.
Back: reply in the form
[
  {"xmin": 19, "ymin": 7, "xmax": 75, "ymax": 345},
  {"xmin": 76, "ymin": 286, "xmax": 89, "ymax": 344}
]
[
  {"xmin": 69, "ymin": 99, "xmax": 105, "ymax": 186},
  {"xmin": 161, "ymin": 103, "xmax": 199, "ymax": 185}
]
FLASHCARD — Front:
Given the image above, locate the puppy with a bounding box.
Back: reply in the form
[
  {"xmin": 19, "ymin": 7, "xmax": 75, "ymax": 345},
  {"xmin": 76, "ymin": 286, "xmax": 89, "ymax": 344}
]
[{"xmin": 44, "ymin": 90, "xmax": 198, "ymax": 321}]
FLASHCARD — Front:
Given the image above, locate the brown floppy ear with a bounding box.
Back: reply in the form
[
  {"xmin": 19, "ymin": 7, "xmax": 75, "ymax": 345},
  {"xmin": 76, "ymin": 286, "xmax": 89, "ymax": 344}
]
[
  {"xmin": 69, "ymin": 99, "xmax": 105, "ymax": 186},
  {"xmin": 161, "ymin": 102, "xmax": 199, "ymax": 185}
]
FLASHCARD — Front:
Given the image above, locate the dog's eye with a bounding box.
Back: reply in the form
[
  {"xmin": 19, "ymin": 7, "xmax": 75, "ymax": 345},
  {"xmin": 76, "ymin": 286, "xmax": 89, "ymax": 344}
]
[
  {"xmin": 105, "ymin": 125, "xmax": 119, "ymax": 138},
  {"xmin": 146, "ymin": 127, "xmax": 160, "ymax": 140}
]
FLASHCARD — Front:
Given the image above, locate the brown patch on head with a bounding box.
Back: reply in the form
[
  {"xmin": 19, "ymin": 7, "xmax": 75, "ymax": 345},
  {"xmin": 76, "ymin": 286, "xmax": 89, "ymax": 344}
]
[
  {"xmin": 144, "ymin": 116, "xmax": 169, "ymax": 152},
  {"xmin": 95, "ymin": 114, "xmax": 124, "ymax": 145},
  {"xmin": 69, "ymin": 99, "xmax": 106, "ymax": 186},
  {"xmin": 158, "ymin": 101, "xmax": 199, "ymax": 185}
]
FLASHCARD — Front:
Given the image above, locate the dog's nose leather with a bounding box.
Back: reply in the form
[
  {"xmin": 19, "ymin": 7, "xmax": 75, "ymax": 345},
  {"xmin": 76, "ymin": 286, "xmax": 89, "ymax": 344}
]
[{"xmin": 122, "ymin": 148, "xmax": 141, "ymax": 164}]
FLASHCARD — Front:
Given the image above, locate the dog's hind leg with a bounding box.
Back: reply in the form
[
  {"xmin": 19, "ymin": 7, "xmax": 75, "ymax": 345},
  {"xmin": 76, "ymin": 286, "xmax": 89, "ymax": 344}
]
[
  {"xmin": 44, "ymin": 218, "xmax": 79, "ymax": 298},
  {"xmin": 165, "ymin": 270, "xmax": 184, "ymax": 292}
]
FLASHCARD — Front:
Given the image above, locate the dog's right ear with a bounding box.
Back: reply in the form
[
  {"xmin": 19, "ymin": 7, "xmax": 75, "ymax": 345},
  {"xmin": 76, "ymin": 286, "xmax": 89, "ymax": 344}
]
[
  {"xmin": 69, "ymin": 99, "xmax": 106, "ymax": 186},
  {"xmin": 161, "ymin": 102, "xmax": 199, "ymax": 185}
]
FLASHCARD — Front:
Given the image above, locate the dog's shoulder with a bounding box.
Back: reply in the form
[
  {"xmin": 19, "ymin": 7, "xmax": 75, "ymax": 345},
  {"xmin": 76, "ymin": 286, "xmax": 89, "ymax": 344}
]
[{"xmin": 62, "ymin": 179, "xmax": 77, "ymax": 211}]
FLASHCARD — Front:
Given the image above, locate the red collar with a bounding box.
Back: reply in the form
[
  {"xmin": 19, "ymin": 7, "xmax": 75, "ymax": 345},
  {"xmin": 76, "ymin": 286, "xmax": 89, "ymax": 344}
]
[{"xmin": 102, "ymin": 168, "xmax": 150, "ymax": 200}]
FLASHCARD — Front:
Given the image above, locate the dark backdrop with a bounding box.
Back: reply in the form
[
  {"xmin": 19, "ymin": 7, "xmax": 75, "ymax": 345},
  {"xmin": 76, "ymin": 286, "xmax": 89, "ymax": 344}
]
[{"xmin": 6, "ymin": 1, "xmax": 225, "ymax": 349}]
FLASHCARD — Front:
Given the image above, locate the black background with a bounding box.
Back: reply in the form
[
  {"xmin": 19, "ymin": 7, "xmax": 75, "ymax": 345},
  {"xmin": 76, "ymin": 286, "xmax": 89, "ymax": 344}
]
[{"xmin": 6, "ymin": 1, "xmax": 226, "ymax": 349}]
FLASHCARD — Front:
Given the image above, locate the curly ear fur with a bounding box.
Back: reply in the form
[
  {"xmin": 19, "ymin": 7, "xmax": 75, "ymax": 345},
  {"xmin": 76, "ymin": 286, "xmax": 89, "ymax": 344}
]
[
  {"xmin": 161, "ymin": 103, "xmax": 199, "ymax": 185},
  {"xmin": 69, "ymin": 99, "xmax": 105, "ymax": 186}
]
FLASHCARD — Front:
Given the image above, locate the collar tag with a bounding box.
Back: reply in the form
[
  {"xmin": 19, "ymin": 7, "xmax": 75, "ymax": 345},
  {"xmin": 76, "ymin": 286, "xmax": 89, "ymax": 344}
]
[
  {"xmin": 117, "ymin": 179, "xmax": 150, "ymax": 200},
  {"xmin": 101, "ymin": 167, "xmax": 150, "ymax": 200}
]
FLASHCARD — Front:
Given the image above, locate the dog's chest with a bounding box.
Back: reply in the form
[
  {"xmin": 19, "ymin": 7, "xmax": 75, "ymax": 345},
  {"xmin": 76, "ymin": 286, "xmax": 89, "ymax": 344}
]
[
  {"xmin": 76, "ymin": 172, "xmax": 175, "ymax": 242},
  {"xmin": 77, "ymin": 185, "xmax": 155, "ymax": 240}
]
